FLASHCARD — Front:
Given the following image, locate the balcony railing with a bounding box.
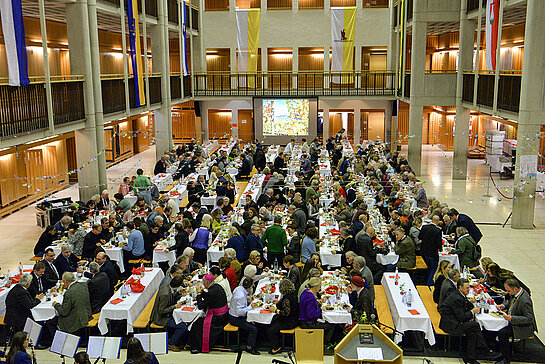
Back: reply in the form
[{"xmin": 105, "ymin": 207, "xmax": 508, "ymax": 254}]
[
  {"xmin": 98, "ymin": 0, "xmax": 158, "ymax": 17},
  {"xmin": 404, "ymin": 73, "xmax": 410, "ymax": 98},
  {"xmin": 194, "ymin": 71, "xmax": 396, "ymax": 97},
  {"xmin": 462, "ymin": 71, "xmax": 522, "ymax": 113},
  {"xmin": 101, "ymin": 74, "xmax": 162, "ymax": 115},
  {"xmin": 0, "ymin": 76, "xmax": 85, "ymax": 137}
]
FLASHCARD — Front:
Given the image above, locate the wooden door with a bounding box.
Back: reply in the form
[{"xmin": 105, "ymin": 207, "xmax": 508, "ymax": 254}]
[
  {"xmin": 329, "ymin": 113, "xmax": 343, "ymax": 138},
  {"xmin": 347, "ymin": 113, "xmax": 354, "ymax": 141},
  {"xmin": 238, "ymin": 110, "xmax": 254, "ymax": 142},
  {"xmin": 208, "ymin": 110, "xmax": 232, "ymax": 140},
  {"xmin": 66, "ymin": 137, "xmax": 78, "ymax": 183},
  {"xmin": 104, "ymin": 128, "xmax": 114, "ymax": 162},
  {"xmin": 0, "ymin": 153, "xmax": 27, "ymax": 206}
]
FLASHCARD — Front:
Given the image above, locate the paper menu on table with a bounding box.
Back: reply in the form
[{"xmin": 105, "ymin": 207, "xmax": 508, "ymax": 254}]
[
  {"xmin": 356, "ymin": 347, "xmax": 383, "ymax": 360},
  {"xmin": 23, "ymin": 318, "xmax": 42, "ymax": 346},
  {"xmin": 50, "ymin": 331, "xmax": 80, "ymax": 358}
]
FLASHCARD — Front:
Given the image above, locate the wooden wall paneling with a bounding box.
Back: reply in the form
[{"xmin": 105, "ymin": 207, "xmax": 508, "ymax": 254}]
[
  {"xmin": 238, "ymin": 110, "xmax": 254, "ymax": 142},
  {"xmin": 205, "ymin": 0, "xmax": 229, "ymax": 10},
  {"xmin": 206, "ymin": 48, "xmax": 231, "ymax": 89},
  {"xmin": 298, "ymin": 47, "xmax": 323, "ymax": 88},
  {"xmin": 330, "ymin": 0, "xmax": 355, "ymax": 6},
  {"xmin": 361, "ymin": 112, "xmax": 369, "ymax": 141},
  {"xmin": 329, "ymin": 113, "xmax": 343, "ymax": 138},
  {"xmin": 208, "ymin": 110, "xmax": 232, "ymax": 139},
  {"xmin": 268, "ymin": 48, "xmax": 292, "ymax": 89},
  {"xmin": 25, "ymin": 149, "xmax": 46, "ymax": 196},
  {"xmin": 104, "ymin": 128, "xmax": 115, "ymax": 162},
  {"xmin": 367, "ymin": 112, "xmax": 385, "ymax": 141},
  {"xmin": 118, "ymin": 121, "xmax": 133, "ymax": 156},
  {"xmin": 54, "ymin": 140, "xmax": 69, "ymax": 185},
  {"xmin": 0, "ymin": 154, "xmax": 26, "ymax": 206},
  {"xmin": 66, "ymin": 136, "xmax": 78, "ymax": 183},
  {"xmin": 347, "ymin": 113, "xmax": 354, "ymax": 140},
  {"xmin": 299, "ymin": 0, "xmax": 323, "ymax": 8},
  {"xmin": 172, "ymin": 110, "xmax": 197, "ymax": 140},
  {"xmin": 397, "ymin": 103, "xmax": 409, "ymax": 144},
  {"xmin": 236, "ymin": 0, "xmax": 261, "ymax": 8},
  {"xmin": 43, "ymin": 146, "xmax": 59, "ymax": 191}
]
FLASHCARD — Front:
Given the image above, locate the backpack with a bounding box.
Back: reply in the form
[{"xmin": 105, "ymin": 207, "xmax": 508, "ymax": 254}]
[{"xmin": 471, "ymin": 241, "xmax": 482, "ymax": 261}]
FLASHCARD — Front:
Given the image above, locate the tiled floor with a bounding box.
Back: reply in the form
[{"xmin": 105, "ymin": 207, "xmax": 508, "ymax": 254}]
[{"xmin": 1, "ymin": 144, "xmax": 544, "ymax": 364}]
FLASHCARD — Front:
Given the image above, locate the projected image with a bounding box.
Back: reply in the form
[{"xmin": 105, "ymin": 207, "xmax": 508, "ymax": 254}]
[{"xmin": 262, "ymin": 99, "xmax": 309, "ymax": 136}]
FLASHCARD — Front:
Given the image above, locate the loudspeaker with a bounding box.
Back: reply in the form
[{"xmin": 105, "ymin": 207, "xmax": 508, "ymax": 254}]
[
  {"xmin": 194, "ymin": 101, "xmax": 201, "ymax": 117},
  {"xmin": 392, "ymin": 100, "xmax": 398, "ymax": 116}
]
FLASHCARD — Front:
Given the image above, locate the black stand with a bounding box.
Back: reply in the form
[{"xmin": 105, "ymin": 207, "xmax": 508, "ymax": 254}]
[
  {"xmin": 502, "ymin": 212, "xmax": 512, "ymax": 228},
  {"xmin": 373, "ymin": 319, "xmax": 405, "ymax": 338},
  {"xmin": 60, "ymin": 355, "xmax": 66, "ymax": 364},
  {"xmin": 93, "ymin": 358, "xmax": 107, "ymax": 364}
]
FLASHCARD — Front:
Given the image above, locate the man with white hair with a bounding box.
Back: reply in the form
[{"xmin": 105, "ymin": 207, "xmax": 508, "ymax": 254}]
[
  {"xmin": 54, "ymin": 244, "xmax": 85, "ymax": 276},
  {"xmin": 352, "ymin": 256, "xmax": 375, "ymax": 300},
  {"xmin": 54, "ymin": 215, "xmax": 72, "ymax": 238},
  {"xmin": 5, "ymin": 274, "xmax": 42, "ymax": 332},
  {"xmin": 97, "ymin": 190, "xmax": 110, "ymax": 210},
  {"xmin": 183, "ymin": 247, "xmax": 202, "ymax": 275},
  {"xmin": 257, "ymin": 188, "xmax": 274, "ymax": 208},
  {"xmin": 52, "ymin": 272, "xmax": 92, "ymax": 334},
  {"xmin": 87, "ymin": 261, "xmax": 110, "ymax": 313},
  {"xmin": 288, "ymin": 204, "xmax": 306, "ymax": 236}
]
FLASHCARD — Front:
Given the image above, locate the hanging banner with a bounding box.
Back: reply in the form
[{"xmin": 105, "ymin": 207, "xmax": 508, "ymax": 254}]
[
  {"xmin": 236, "ymin": 8, "xmax": 260, "ymax": 87},
  {"xmin": 127, "ymin": 0, "xmax": 146, "ymax": 107},
  {"xmin": 398, "ymin": 0, "xmax": 405, "ymax": 91},
  {"xmin": 485, "ymin": 0, "xmax": 500, "ymax": 70},
  {"xmin": 181, "ymin": 0, "xmax": 190, "ymax": 76},
  {"xmin": 0, "ymin": 0, "xmax": 29, "ymax": 86},
  {"xmin": 331, "ymin": 7, "xmax": 356, "ymax": 83}
]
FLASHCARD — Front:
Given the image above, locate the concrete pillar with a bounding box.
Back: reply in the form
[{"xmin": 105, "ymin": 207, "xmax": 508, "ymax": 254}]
[
  {"xmin": 152, "ymin": 0, "xmax": 172, "ymax": 158},
  {"xmin": 231, "ymin": 108, "xmax": 239, "ymax": 139},
  {"xmin": 353, "ymin": 108, "xmax": 361, "ymax": 145},
  {"xmin": 262, "ymin": 47, "xmax": 268, "ymax": 89},
  {"xmin": 323, "ymin": 107, "xmax": 329, "ymax": 145},
  {"xmin": 386, "ymin": 0, "xmax": 395, "ymax": 91},
  {"xmin": 407, "ymin": 11, "xmax": 426, "ymax": 175},
  {"xmin": 511, "ymin": 0, "xmax": 545, "ymax": 229},
  {"xmin": 87, "ymin": 0, "xmax": 107, "ymax": 190},
  {"xmin": 201, "ymin": 102, "xmax": 209, "ymax": 142},
  {"xmin": 453, "ymin": 0, "xmax": 475, "ymax": 180},
  {"xmin": 65, "ymin": 0, "xmax": 100, "ymax": 201},
  {"xmin": 293, "ymin": 48, "xmax": 298, "ymax": 89}
]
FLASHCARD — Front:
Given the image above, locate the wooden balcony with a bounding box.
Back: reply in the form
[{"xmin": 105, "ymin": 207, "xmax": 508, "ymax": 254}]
[
  {"xmin": 194, "ymin": 70, "xmax": 396, "ymax": 97},
  {"xmin": 462, "ymin": 71, "xmax": 522, "ymax": 113},
  {"xmin": 0, "ymin": 76, "xmax": 85, "ymax": 138},
  {"xmin": 101, "ymin": 74, "xmax": 162, "ymax": 115}
]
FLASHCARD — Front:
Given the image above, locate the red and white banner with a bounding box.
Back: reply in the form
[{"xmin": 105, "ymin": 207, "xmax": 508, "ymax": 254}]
[{"xmin": 485, "ymin": 0, "xmax": 499, "ymax": 70}]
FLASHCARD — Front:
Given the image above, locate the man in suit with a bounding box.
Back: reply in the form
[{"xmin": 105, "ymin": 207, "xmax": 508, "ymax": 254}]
[
  {"xmin": 352, "ymin": 256, "xmax": 375, "ymax": 300},
  {"xmin": 87, "ymin": 262, "xmax": 111, "ymax": 314},
  {"xmin": 97, "ymin": 190, "xmax": 110, "ymax": 210},
  {"xmin": 354, "ymin": 226, "xmax": 383, "ymax": 281},
  {"xmin": 439, "ymin": 279, "xmax": 500, "ymax": 364},
  {"xmin": 348, "ymin": 276, "xmax": 374, "ymax": 321},
  {"xmin": 154, "ymin": 155, "xmax": 168, "ymax": 175},
  {"xmin": 28, "ymin": 262, "xmax": 48, "ymax": 297},
  {"xmin": 237, "ymin": 153, "xmax": 252, "ymax": 178},
  {"xmin": 150, "ymin": 276, "xmax": 186, "ymax": 351},
  {"xmin": 42, "ymin": 248, "xmax": 61, "ymax": 289},
  {"xmin": 54, "ymin": 245, "xmax": 85, "ymax": 277},
  {"xmin": 488, "ymin": 278, "xmax": 538, "ymax": 364},
  {"xmin": 52, "ymin": 272, "xmax": 92, "ymax": 334},
  {"xmin": 159, "ymin": 264, "xmax": 184, "ymax": 288},
  {"xmin": 447, "ymin": 208, "xmax": 482, "ymax": 243},
  {"xmin": 438, "ymin": 268, "xmax": 460, "ymax": 307},
  {"xmin": 5, "ymin": 274, "xmax": 43, "ymax": 332},
  {"xmin": 89, "ymin": 251, "xmax": 117, "ymax": 295},
  {"xmin": 419, "ymin": 215, "xmax": 443, "ymax": 286}
]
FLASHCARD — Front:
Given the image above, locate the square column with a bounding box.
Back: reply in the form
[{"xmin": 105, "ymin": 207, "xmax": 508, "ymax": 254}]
[
  {"xmin": 512, "ymin": 0, "xmax": 545, "ymax": 229},
  {"xmin": 407, "ymin": 17, "xmax": 427, "ymax": 175},
  {"xmin": 353, "ymin": 108, "xmax": 361, "ymax": 145}
]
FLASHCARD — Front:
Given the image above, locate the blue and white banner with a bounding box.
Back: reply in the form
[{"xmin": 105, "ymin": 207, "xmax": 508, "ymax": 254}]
[
  {"xmin": 0, "ymin": 0, "xmax": 29, "ymax": 86},
  {"xmin": 181, "ymin": 0, "xmax": 189, "ymax": 76}
]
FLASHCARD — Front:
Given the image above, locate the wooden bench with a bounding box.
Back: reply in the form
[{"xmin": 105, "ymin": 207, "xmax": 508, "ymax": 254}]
[
  {"xmin": 223, "ymin": 323, "xmax": 240, "ymax": 348},
  {"xmin": 417, "ymin": 285, "xmax": 454, "ymax": 350},
  {"xmin": 373, "ymin": 286, "xmax": 394, "ymax": 335},
  {"xmin": 133, "ymin": 292, "xmax": 158, "ymax": 331},
  {"xmin": 30, "ymin": 256, "xmax": 42, "ymax": 262}
]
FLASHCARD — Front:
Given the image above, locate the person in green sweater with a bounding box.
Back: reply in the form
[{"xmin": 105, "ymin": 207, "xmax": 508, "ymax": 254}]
[
  {"xmin": 261, "ymin": 215, "xmax": 288, "ymax": 268},
  {"xmin": 450, "ymin": 226, "xmax": 479, "ymax": 269},
  {"xmin": 133, "ymin": 168, "xmax": 152, "ymax": 204}
]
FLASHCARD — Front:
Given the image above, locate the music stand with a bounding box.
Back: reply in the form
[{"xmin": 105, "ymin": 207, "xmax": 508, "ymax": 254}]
[
  {"xmin": 50, "ymin": 330, "xmax": 81, "ymax": 364},
  {"xmin": 23, "ymin": 318, "xmax": 43, "ymax": 348},
  {"xmin": 133, "ymin": 332, "xmax": 168, "ymax": 355},
  {"xmin": 87, "ymin": 336, "xmax": 122, "ymax": 364}
]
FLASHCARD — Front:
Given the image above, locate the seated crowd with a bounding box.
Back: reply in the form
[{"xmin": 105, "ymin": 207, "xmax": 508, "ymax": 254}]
[{"xmin": 7, "ymin": 137, "xmax": 534, "ymax": 363}]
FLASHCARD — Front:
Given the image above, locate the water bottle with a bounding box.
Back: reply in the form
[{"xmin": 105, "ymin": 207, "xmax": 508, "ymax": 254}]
[
  {"xmin": 395, "ymin": 267, "xmax": 399, "ymax": 285},
  {"xmin": 407, "ymin": 289, "xmax": 413, "ymax": 307},
  {"xmin": 273, "ymin": 259, "xmax": 278, "ymax": 273},
  {"xmin": 19, "ymin": 262, "xmax": 24, "ymax": 275}
]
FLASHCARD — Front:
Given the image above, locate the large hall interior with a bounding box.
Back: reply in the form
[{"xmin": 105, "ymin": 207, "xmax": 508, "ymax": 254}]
[{"xmin": 0, "ymin": 0, "xmax": 544, "ymax": 363}]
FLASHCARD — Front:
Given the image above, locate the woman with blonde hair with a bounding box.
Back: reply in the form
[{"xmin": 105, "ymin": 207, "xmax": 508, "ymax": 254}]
[
  {"xmin": 432, "ymin": 261, "xmax": 451, "ymax": 303},
  {"xmin": 299, "ymin": 277, "xmax": 336, "ymax": 343}
]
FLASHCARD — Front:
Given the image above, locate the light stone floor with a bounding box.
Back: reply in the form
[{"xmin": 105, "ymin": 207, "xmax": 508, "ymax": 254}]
[{"xmin": 1, "ymin": 144, "xmax": 544, "ymax": 364}]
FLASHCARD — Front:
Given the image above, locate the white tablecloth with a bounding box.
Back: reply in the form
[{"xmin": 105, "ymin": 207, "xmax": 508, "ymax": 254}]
[
  {"xmin": 152, "ymin": 248, "xmax": 176, "ymax": 267},
  {"xmin": 476, "ymin": 309, "xmax": 509, "ymax": 332},
  {"xmin": 125, "ymin": 193, "xmax": 138, "ymax": 207},
  {"xmin": 97, "ymin": 268, "xmax": 164, "ymax": 335},
  {"xmin": 438, "ymin": 253, "xmax": 460, "ymax": 271},
  {"xmin": 381, "ymin": 272, "xmax": 436, "ymax": 345},
  {"xmin": 152, "ymin": 174, "xmax": 173, "ymax": 192},
  {"xmin": 237, "ymin": 175, "xmax": 265, "ymax": 207},
  {"xmin": 319, "ymin": 160, "xmax": 332, "ymax": 176},
  {"xmin": 377, "ymin": 252, "xmax": 399, "ymax": 266},
  {"xmin": 0, "ymin": 266, "xmax": 33, "ymax": 316},
  {"xmin": 32, "ymin": 292, "xmax": 64, "ymax": 322},
  {"xmin": 200, "ymin": 195, "xmax": 218, "ymax": 207},
  {"xmin": 266, "ymin": 145, "xmax": 281, "ymax": 164},
  {"xmin": 173, "ymin": 305, "xmax": 204, "ymax": 327},
  {"xmin": 318, "ymin": 219, "xmax": 342, "ymax": 267}
]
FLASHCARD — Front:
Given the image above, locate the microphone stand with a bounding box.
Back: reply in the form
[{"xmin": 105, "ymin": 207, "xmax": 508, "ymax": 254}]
[
  {"xmin": 371, "ymin": 318, "xmax": 405, "ymax": 337},
  {"xmin": 28, "ymin": 340, "xmax": 37, "ymax": 364}
]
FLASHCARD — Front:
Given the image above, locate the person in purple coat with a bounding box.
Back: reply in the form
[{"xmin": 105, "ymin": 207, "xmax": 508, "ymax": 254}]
[{"xmin": 299, "ymin": 277, "xmax": 336, "ymax": 343}]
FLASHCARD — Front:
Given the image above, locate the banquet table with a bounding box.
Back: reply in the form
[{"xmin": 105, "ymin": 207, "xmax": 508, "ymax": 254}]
[
  {"xmin": 319, "ymin": 160, "xmax": 332, "ymax": 176},
  {"xmin": 318, "ymin": 216, "xmax": 342, "ymax": 267},
  {"xmin": 166, "ymin": 162, "xmax": 179, "ymax": 175},
  {"xmin": 152, "ymin": 173, "xmax": 173, "ymax": 192},
  {"xmin": 125, "ymin": 192, "xmax": 138, "ymax": 206},
  {"xmin": 266, "ymin": 145, "xmax": 281, "ymax": 164},
  {"xmin": 376, "ymin": 251, "xmax": 399, "ymax": 266},
  {"xmin": 97, "ymin": 268, "xmax": 164, "ymax": 334},
  {"xmin": 438, "ymin": 252, "xmax": 460, "ymax": 271},
  {"xmin": 237, "ymin": 174, "xmax": 266, "ymax": 207},
  {"xmin": 475, "ymin": 308, "xmax": 509, "ymax": 332},
  {"xmin": 0, "ymin": 265, "xmax": 34, "ymax": 316},
  {"xmin": 152, "ymin": 246, "xmax": 177, "ymax": 268},
  {"xmin": 381, "ymin": 272, "xmax": 436, "ymax": 345}
]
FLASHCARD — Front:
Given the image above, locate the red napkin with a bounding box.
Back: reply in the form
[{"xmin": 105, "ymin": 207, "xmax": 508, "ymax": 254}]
[
  {"xmin": 23, "ymin": 269, "xmax": 32, "ymax": 273},
  {"xmin": 260, "ymin": 309, "xmax": 272, "ymax": 314},
  {"xmin": 0, "ymin": 289, "xmax": 4, "ymax": 292},
  {"xmin": 388, "ymin": 275, "xmax": 396, "ymax": 279},
  {"xmin": 131, "ymin": 266, "xmax": 143, "ymax": 275},
  {"xmin": 110, "ymin": 298, "xmax": 124, "ymax": 304},
  {"xmin": 130, "ymin": 281, "xmax": 146, "ymax": 293},
  {"xmin": 126, "ymin": 277, "xmax": 138, "ymax": 285},
  {"xmin": 154, "ymin": 248, "xmax": 163, "ymax": 251},
  {"xmin": 408, "ymin": 309, "xmax": 420, "ymax": 315},
  {"xmin": 182, "ymin": 307, "xmax": 196, "ymax": 311},
  {"xmin": 320, "ymin": 223, "xmax": 326, "ymax": 226}
]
